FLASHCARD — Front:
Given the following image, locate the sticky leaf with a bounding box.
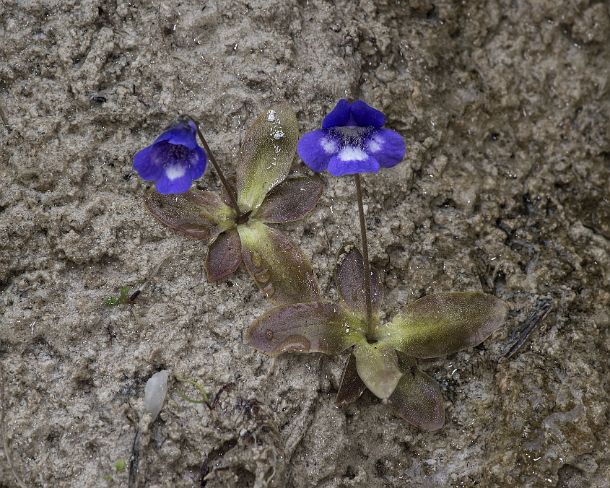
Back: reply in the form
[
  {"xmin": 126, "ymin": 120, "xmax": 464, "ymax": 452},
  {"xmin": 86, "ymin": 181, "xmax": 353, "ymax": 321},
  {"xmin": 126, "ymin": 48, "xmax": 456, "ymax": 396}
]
[
  {"xmin": 144, "ymin": 190, "xmax": 235, "ymax": 241},
  {"xmin": 237, "ymin": 105, "xmax": 299, "ymax": 212},
  {"xmin": 238, "ymin": 220, "xmax": 320, "ymax": 304},
  {"xmin": 336, "ymin": 353, "xmax": 367, "ymax": 406},
  {"xmin": 379, "ymin": 292, "xmax": 508, "ymax": 358},
  {"xmin": 255, "ymin": 176, "xmax": 324, "ymax": 224},
  {"xmin": 247, "ymin": 302, "xmax": 364, "ymax": 356},
  {"xmin": 335, "ymin": 246, "xmax": 383, "ymax": 318},
  {"xmin": 353, "ymin": 343, "xmax": 403, "ymax": 400},
  {"xmin": 205, "ymin": 229, "xmax": 242, "ymax": 282},
  {"xmin": 388, "ymin": 361, "xmax": 445, "ymax": 431}
]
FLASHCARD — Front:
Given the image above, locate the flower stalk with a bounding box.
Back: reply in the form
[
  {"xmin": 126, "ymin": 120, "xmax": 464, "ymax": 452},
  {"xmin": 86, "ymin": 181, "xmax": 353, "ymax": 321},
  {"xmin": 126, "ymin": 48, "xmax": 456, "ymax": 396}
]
[
  {"xmin": 354, "ymin": 174, "xmax": 373, "ymax": 334},
  {"xmin": 184, "ymin": 115, "xmax": 242, "ymax": 219}
]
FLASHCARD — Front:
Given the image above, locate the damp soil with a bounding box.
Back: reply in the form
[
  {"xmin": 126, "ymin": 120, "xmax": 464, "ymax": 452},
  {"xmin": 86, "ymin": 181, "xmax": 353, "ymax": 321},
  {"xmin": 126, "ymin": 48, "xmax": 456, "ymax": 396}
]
[{"xmin": 1, "ymin": 1, "xmax": 609, "ymax": 487}]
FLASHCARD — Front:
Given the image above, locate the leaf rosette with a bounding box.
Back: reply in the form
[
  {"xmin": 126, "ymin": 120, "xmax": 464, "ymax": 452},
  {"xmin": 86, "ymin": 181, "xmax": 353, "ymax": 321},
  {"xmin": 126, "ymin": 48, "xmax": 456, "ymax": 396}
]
[
  {"xmin": 144, "ymin": 105, "xmax": 323, "ymax": 304},
  {"xmin": 247, "ymin": 246, "xmax": 508, "ymax": 430}
]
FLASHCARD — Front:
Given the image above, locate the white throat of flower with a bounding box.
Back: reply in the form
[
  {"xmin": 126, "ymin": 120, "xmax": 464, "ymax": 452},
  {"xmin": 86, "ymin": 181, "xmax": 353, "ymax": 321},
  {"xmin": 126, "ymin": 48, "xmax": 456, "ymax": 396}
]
[{"xmin": 165, "ymin": 164, "xmax": 187, "ymax": 180}]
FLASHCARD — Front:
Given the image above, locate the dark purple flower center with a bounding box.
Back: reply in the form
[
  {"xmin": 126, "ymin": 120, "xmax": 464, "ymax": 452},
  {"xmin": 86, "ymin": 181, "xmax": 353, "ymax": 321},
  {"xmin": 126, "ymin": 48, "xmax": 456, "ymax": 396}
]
[
  {"xmin": 165, "ymin": 143, "xmax": 191, "ymax": 166},
  {"xmin": 152, "ymin": 141, "xmax": 194, "ymax": 170},
  {"xmin": 329, "ymin": 126, "xmax": 374, "ymax": 149}
]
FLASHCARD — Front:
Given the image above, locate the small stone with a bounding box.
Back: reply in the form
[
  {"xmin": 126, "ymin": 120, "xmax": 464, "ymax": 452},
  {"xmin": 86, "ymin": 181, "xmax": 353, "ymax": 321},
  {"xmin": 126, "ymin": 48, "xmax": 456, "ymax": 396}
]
[{"xmin": 144, "ymin": 370, "xmax": 169, "ymax": 421}]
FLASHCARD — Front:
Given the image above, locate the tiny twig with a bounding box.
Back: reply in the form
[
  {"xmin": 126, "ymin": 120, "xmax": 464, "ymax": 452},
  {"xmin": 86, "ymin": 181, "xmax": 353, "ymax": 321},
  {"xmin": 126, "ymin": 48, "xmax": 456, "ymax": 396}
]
[
  {"xmin": 128, "ymin": 289, "xmax": 141, "ymax": 303},
  {"xmin": 504, "ymin": 298, "xmax": 553, "ymax": 358},
  {"xmin": 200, "ymin": 438, "xmax": 239, "ymax": 488},
  {"xmin": 127, "ymin": 252, "xmax": 174, "ymax": 304},
  {"xmin": 0, "ymin": 363, "xmax": 27, "ymax": 488},
  {"xmin": 210, "ymin": 382, "xmax": 235, "ymax": 410},
  {"xmin": 182, "ymin": 114, "xmax": 241, "ymax": 218},
  {"xmin": 128, "ymin": 429, "xmax": 141, "ymax": 488},
  {"xmin": 354, "ymin": 174, "xmax": 373, "ymax": 333},
  {"xmin": 174, "ymin": 376, "xmax": 210, "ymax": 407},
  {"xmin": 174, "ymin": 378, "xmax": 235, "ymax": 411},
  {"xmin": 0, "ymin": 102, "xmax": 9, "ymax": 132}
]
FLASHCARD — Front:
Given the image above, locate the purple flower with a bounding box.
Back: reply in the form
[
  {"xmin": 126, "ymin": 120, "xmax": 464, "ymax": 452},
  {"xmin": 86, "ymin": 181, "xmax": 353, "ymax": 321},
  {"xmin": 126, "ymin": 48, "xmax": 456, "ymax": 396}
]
[
  {"xmin": 133, "ymin": 120, "xmax": 207, "ymax": 194},
  {"xmin": 297, "ymin": 99, "xmax": 406, "ymax": 176}
]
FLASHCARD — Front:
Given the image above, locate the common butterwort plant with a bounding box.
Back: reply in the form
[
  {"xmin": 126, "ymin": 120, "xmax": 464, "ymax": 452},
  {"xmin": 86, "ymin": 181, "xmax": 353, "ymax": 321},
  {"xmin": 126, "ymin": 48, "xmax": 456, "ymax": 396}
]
[
  {"xmin": 134, "ymin": 105, "xmax": 323, "ymax": 304},
  {"xmin": 247, "ymin": 246, "xmax": 507, "ymax": 430},
  {"xmin": 247, "ymin": 100, "xmax": 508, "ymax": 430}
]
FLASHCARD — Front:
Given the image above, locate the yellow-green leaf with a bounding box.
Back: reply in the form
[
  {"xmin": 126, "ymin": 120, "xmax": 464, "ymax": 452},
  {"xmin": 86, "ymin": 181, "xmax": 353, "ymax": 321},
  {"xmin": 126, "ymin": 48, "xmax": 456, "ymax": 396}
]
[
  {"xmin": 353, "ymin": 343, "xmax": 403, "ymax": 400},
  {"xmin": 379, "ymin": 292, "xmax": 508, "ymax": 358},
  {"xmin": 237, "ymin": 104, "xmax": 299, "ymax": 212},
  {"xmin": 238, "ymin": 220, "xmax": 320, "ymax": 304}
]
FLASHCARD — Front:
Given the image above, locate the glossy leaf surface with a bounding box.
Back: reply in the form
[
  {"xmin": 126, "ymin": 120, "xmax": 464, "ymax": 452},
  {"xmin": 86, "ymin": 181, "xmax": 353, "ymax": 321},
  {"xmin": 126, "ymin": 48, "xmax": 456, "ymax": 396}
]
[
  {"xmin": 144, "ymin": 190, "xmax": 235, "ymax": 241},
  {"xmin": 380, "ymin": 292, "xmax": 508, "ymax": 358},
  {"xmin": 238, "ymin": 220, "xmax": 320, "ymax": 304},
  {"xmin": 335, "ymin": 246, "xmax": 383, "ymax": 318},
  {"xmin": 247, "ymin": 302, "xmax": 363, "ymax": 356},
  {"xmin": 237, "ymin": 105, "xmax": 299, "ymax": 212},
  {"xmin": 255, "ymin": 176, "xmax": 324, "ymax": 224},
  {"xmin": 353, "ymin": 343, "xmax": 402, "ymax": 400},
  {"xmin": 205, "ymin": 229, "xmax": 242, "ymax": 282},
  {"xmin": 336, "ymin": 353, "xmax": 367, "ymax": 406},
  {"xmin": 388, "ymin": 363, "xmax": 445, "ymax": 431}
]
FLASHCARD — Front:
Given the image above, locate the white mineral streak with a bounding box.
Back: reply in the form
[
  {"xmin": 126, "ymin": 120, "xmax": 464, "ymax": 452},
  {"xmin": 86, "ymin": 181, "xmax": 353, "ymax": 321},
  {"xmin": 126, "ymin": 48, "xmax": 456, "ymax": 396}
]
[{"xmin": 143, "ymin": 370, "xmax": 169, "ymax": 421}]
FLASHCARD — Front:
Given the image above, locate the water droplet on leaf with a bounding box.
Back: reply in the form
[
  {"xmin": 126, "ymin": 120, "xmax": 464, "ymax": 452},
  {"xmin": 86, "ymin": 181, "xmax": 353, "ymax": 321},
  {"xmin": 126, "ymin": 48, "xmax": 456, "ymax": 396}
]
[{"xmin": 262, "ymin": 282, "xmax": 275, "ymax": 297}]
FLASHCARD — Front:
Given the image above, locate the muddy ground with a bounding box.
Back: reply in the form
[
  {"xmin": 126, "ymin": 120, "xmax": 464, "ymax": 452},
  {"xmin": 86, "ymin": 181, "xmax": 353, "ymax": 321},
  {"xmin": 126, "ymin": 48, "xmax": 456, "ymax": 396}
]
[{"xmin": 1, "ymin": 0, "xmax": 609, "ymax": 487}]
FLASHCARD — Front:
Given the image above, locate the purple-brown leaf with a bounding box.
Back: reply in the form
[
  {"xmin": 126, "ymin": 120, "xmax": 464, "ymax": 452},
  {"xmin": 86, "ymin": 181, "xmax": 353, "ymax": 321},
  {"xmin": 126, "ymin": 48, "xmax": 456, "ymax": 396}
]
[
  {"xmin": 335, "ymin": 246, "xmax": 383, "ymax": 318},
  {"xmin": 205, "ymin": 229, "xmax": 242, "ymax": 282},
  {"xmin": 388, "ymin": 364, "xmax": 445, "ymax": 431},
  {"xmin": 247, "ymin": 302, "xmax": 362, "ymax": 356},
  {"xmin": 144, "ymin": 190, "xmax": 235, "ymax": 241},
  {"xmin": 255, "ymin": 176, "xmax": 324, "ymax": 224},
  {"xmin": 336, "ymin": 353, "xmax": 367, "ymax": 406},
  {"xmin": 238, "ymin": 220, "xmax": 320, "ymax": 304}
]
